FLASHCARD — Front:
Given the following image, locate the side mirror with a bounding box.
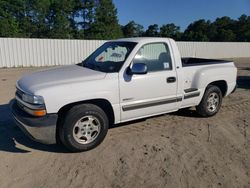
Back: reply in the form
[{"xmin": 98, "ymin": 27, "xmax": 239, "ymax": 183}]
[{"xmin": 127, "ymin": 63, "xmax": 147, "ymax": 75}]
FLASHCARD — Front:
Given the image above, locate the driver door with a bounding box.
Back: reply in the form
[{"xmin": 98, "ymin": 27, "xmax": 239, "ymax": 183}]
[{"xmin": 119, "ymin": 42, "xmax": 179, "ymax": 121}]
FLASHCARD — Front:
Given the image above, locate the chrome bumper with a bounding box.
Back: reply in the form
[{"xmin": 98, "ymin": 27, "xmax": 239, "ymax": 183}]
[{"xmin": 11, "ymin": 100, "xmax": 57, "ymax": 144}]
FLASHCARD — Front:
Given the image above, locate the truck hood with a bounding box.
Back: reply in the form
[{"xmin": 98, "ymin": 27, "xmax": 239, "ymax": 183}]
[{"xmin": 17, "ymin": 65, "xmax": 106, "ymax": 93}]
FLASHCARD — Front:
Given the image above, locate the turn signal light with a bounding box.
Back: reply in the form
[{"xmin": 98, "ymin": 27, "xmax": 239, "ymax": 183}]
[
  {"xmin": 32, "ymin": 110, "xmax": 47, "ymax": 117},
  {"xmin": 23, "ymin": 106, "xmax": 47, "ymax": 117}
]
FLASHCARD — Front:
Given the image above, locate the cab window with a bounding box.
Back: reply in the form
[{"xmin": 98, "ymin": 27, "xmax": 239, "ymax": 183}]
[{"xmin": 133, "ymin": 43, "xmax": 172, "ymax": 72}]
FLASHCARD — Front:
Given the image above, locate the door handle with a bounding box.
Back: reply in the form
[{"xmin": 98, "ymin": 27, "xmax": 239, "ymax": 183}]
[{"xmin": 167, "ymin": 77, "xmax": 176, "ymax": 83}]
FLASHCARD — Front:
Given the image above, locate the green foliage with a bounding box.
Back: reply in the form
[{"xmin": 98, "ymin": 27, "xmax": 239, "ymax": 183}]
[
  {"xmin": 182, "ymin": 16, "xmax": 250, "ymax": 42},
  {"xmin": 212, "ymin": 16, "xmax": 236, "ymax": 41},
  {"xmin": 74, "ymin": 0, "xmax": 95, "ymax": 37},
  {"xmin": 0, "ymin": 0, "xmax": 250, "ymax": 41},
  {"xmin": 47, "ymin": 0, "xmax": 77, "ymax": 39},
  {"xmin": 0, "ymin": 18, "xmax": 21, "ymax": 37},
  {"xmin": 182, "ymin": 19, "xmax": 211, "ymax": 41},
  {"xmin": 122, "ymin": 21, "xmax": 144, "ymax": 37},
  {"xmin": 160, "ymin": 23, "xmax": 182, "ymax": 40},
  {"xmin": 235, "ymin": 14, "xmax": 250, "ymax": 42},
  {"xmin": 86, "ymin": 0, "xmax": 123, "ymax": 39},
  {"xmin": 144, "ymin": 24, "xmax": 159, "ymax": 37},
  {"xmin": 0, "ymin": 0, "xmax": 23, "ymax": 37}
]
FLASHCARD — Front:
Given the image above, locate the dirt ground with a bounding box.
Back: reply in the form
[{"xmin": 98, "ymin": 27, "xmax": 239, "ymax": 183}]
[{"xmin": 0, "ymin": 58, "xmax": 250, "ymax": 188}]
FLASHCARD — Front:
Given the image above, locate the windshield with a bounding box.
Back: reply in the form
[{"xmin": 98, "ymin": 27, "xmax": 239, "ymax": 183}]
[{"xmin": 81, "ymin": 41, "xmax": 137, "ymax": 73}]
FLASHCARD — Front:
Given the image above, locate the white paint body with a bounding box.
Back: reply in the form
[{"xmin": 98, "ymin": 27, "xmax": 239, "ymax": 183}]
[{"xmin": 17, "ymin": 38, "xmax": 237, "ymax": 124}]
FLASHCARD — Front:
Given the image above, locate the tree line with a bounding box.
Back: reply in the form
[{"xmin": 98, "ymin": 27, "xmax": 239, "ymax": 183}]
[{"xmin": 0, "ymin": 0, "xmax": 249, "ymax": 42}]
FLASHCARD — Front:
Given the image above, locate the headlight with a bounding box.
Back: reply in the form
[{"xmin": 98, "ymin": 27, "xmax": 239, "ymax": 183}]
[
  {"xmin": 16, "ymin": 88, "xmax": 47, "ymax": 117},
  {"xmin": 22, "ymin": 93, "xmax": 44, "ymax": 105}
]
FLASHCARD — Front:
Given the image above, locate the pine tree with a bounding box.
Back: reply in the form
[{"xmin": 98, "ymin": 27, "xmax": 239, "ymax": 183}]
[
  {"xmin": 0, "ymin": 0, "xmax": 21, "ymax": 37},
  {"xmin": 87, "ymin": 0, "xmax": 123, "ymax": 39},
  {"xmin": 159, "ymin": 23, "xmax": 182, "ymax": 40},
  {"xmin": 47, "ymin": 0, "xmax": 77, "ymax": 39},
  {"xmin": 122, "ymin": 21, "xmax": 144, "ymax": 37},
  {"xmin": 144, "ymin": 24, "xmax": 159, "ymax": 37}
]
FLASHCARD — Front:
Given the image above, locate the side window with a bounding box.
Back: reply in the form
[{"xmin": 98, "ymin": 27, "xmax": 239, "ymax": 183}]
[{"xmin": 133, "ymin": 43, "xmax": 172, "ymax": 72}]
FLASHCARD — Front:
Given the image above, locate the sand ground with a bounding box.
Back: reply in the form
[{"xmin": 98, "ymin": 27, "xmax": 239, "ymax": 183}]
[{"xmin": 0, "ymin": 58, "xmax": 250, "ymax": 188}]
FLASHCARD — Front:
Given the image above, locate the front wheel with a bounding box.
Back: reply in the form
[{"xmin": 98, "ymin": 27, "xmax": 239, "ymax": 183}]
[
  {"xmin": 59, "ymin": 104, "xmax": 109, "ymax": 152},
  {"xmin": 196, "ymin": 85, "xmax": 222, "ymax": 117}
]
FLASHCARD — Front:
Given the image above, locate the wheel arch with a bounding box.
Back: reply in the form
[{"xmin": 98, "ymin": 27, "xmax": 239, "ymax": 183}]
[
  {"xmin": 207, "ymin": 80, "xmax": 228, "ymax": 97},
  {"xmin": 56, "ymin": 99, "xmax": 115, "ymax": 144}
]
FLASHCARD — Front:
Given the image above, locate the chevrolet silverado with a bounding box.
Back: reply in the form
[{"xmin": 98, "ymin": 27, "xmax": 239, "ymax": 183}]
[{"xmin": 11, "ymin": 38, "xmax": 237, "ymax": 152}]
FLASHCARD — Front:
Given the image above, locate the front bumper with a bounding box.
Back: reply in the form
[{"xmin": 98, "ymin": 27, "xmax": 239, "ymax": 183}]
[{"xmin": 11, "ymin": 100, "xmax": 57, "ymax": 144}]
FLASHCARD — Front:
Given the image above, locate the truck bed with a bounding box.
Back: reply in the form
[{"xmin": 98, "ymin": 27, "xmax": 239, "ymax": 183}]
[{"xmin": 181, "ymin": 58, "xmax": 231, "ymax": 67}]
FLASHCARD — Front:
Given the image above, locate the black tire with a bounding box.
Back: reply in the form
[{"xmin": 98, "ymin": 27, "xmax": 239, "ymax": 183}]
[
  {"xmin": 196, "ymin": 85, "xmax": 222, "ymax": 117},
  {"xmin": 59, "ymin": 104, "xmax": 109, "ymax": 152}
]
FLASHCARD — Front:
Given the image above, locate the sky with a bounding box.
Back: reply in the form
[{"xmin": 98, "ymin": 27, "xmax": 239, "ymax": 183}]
[{"xmin": 113, "ymin": 0, "xmax": 250, "ymax": 31}]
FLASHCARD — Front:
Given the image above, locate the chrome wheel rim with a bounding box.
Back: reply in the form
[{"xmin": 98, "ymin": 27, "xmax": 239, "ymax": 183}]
[
  {"xmin": 72, "ymin": 115, "xmax": 101, "ymax": 144},
  {"xmin": 207, "ymin": 92, "xmax": 219, "ymax": 113}
]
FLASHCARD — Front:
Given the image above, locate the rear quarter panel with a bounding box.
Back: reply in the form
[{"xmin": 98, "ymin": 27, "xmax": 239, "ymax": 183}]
[{"xmin": 180, "ymin": 62, "xmax": 237, "ymax": 108}]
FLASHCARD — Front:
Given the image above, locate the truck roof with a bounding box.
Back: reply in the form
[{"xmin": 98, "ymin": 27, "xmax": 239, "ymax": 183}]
[{"xmin": 112, "ymin": 37, "xmax": 171, "ymax": 43}]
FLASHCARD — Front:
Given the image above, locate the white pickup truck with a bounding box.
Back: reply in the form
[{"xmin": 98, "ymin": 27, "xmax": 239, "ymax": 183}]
[{"xmin": 11, "ymin": 38, "xmax": 237, "ymax": 152}]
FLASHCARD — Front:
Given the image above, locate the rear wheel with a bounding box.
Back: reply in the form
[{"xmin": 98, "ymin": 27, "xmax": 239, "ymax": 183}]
[
  {"xmin": 196, "ymin": 85, "xmax": 222, "ymax": 117},
  {"xmin": 59, "ymin": 104, "xmax": 109, "ymax": 152}
]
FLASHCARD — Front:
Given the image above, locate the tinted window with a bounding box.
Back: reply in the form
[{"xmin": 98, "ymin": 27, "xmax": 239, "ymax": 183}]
[{"xmin": 133, "ymin": 43, "xmax": 172, "ymax": 72}]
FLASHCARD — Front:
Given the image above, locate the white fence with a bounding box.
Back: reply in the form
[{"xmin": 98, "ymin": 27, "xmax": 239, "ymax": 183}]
[
  {"xmin": 0, "ymin": 38, "xmax": 104, "ymax": 68},
  {"xmin": 0, "ymin": 38, "xmax": 250, "ymax": 68},
  {"xmin": 177, "ymin": 41, "xmax": 250, "ymax": 59}
]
